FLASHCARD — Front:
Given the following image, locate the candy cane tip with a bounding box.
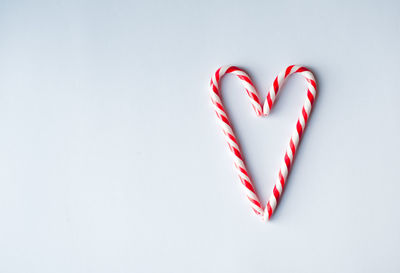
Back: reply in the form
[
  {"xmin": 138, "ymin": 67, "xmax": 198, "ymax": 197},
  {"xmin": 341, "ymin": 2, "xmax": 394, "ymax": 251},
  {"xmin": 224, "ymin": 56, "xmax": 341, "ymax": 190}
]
[{"xmin": 261, "ymin": 212, "xmax": 270, "ymax": 222}]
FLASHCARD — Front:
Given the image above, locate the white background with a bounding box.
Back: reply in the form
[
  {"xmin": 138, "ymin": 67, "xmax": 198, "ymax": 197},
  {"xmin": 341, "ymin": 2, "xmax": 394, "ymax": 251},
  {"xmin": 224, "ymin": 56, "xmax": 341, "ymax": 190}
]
[{"xmin": 1, "ymin": 0, "xmax": 400, "ymax": 272}]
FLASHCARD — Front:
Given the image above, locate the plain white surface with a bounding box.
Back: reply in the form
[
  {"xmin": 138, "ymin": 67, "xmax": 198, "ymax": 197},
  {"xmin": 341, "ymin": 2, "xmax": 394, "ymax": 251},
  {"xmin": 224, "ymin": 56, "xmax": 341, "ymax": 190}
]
[{"xmin": 1, "ymin": 0, "xmax": 400, "ymax": 272}]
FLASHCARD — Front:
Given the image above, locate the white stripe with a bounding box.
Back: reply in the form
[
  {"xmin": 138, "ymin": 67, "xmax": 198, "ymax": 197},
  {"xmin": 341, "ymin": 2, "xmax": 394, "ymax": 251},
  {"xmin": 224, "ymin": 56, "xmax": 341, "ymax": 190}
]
[
  {"xmin": 268, "ymin": 196, "xmax": 277, "ymax": 211},
  {"xmin": 219, "ymin": 66, "xmax": 229, "ymax": 76}
]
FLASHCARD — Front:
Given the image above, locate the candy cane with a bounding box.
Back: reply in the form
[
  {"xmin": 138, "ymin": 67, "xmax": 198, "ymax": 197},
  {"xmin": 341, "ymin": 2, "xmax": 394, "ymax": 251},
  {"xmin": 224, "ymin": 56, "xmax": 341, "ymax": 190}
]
[{"xmin": 209, "ymin": 65, "xmax": 317, "ymax": 221}]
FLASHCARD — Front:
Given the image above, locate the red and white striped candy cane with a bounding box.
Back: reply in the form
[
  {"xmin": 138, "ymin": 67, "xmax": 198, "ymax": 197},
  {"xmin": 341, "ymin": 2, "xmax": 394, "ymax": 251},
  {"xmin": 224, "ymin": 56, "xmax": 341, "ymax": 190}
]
[{"xmin": 209, "ymin": 65, "xmax": 317, "ymax": 221}]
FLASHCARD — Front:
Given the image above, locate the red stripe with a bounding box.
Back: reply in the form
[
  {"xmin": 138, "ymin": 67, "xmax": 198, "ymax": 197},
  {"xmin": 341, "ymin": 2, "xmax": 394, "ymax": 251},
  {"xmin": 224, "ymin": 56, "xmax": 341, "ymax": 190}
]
[
  {"xmin": 212, "ymin": 84, "xmax": 218, "ymax": 95},
  {"xmin": 273, "ymin": 186, "xmax": 280, "ymax": 201},
  {"xmin": 226, "ymin": 66, "xmax": 240, "ymax": 73},
  {"xmin": 246, "ymin": 89, "xmax": 261, "ymax": 105},
  {"xmin": 302, "ymin": 106, "xmax": 308, "ymax": 122},
  {"xmin": 238, "ymin": 166, "xmax": 249, "ymax": 179},
  {"xmin": 215, "ymin": 68, "xmax": 221, "ymax": 82},
  {"xmin": 266, "ymin": 93, "xmax": 272, "ymax": 110},
  {"xmin": 214, "ymin": 101, "xmax": 225, "ymax": 112},
  {"xmin": 284, "ymin": 153, "xmax": 291, "ymax": 170},
  {"xmin": 307, "ymin": 78, "xmax": 317, "ymax": 90},
  {"xmin": 296, "ymin": 120, "xmax": 303, "ymax": 137},
  {"xmin": 230, "ymin": 145, "xmax": 243, "ymax": 161},
  {"xmin": 307, "ymin": 90, "xmax": 315, "ymax": 105},
  {"xmin": 285, "ymin": 65, "xmax": 294, "ymax": 77},
  {"xmin": 279, "ymin": 170, "xmax": 285, "ymax": 187},
  {"xmin": 239, "ymin": 176, "xmax": 256, "ymax": 194},
  {"xmin": 273, "ymin": 77, "xmax": 279, "ymax": 94},
  {"xmin": 222, "ymin": 132, "xmax": 237, "ymax": 146},
  {"xmin": 266, "ymin": 202, "xmax": 273, "ymax": 219},
  {"xmin": 248, "ymin": 197, "xmax": 261, "ymax": 209},
  {"xmin": 224, "ymin": 131, "xmax": 238, "ymax": 146},
  {"xmin": 237, "ymin": 75, "xmax": 254, "ymax": 87},
  {"xmin": 296, "ymin": 67, "xmax": 309, "ymax": 73},
  {"xmin": 218, "ymin": 113, "xmax": 230, "ymax": 126},
  {"xmin": 243, "ymin": 179, "xmax": 255, "ymax": 193},
  {"xmin": 289, "ymin": 139, "xmax": 296, "ymax": 156}
]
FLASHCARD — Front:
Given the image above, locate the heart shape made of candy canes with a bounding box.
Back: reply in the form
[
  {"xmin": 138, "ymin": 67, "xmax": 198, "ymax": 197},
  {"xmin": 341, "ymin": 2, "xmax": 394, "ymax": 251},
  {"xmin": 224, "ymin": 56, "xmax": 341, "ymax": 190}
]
[{"xmin": 210, "ymin": 65, "xmax": 317, "ymax": 221}]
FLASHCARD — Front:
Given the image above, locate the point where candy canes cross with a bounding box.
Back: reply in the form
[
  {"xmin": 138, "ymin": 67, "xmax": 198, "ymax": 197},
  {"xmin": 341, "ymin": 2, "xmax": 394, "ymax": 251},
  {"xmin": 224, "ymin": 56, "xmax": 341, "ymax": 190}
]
[{"xmin": 209, "ymin": 65, "xmax": 317, "ymax": 221}]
